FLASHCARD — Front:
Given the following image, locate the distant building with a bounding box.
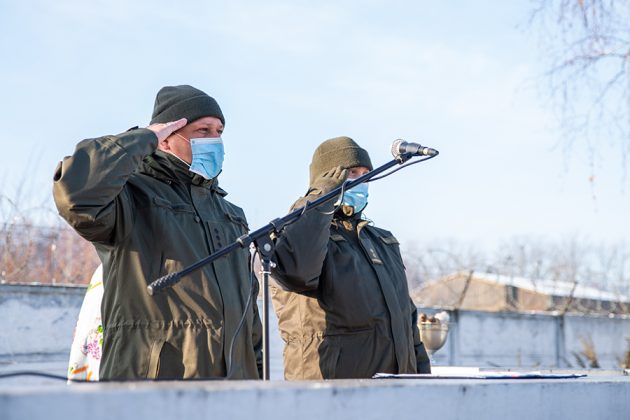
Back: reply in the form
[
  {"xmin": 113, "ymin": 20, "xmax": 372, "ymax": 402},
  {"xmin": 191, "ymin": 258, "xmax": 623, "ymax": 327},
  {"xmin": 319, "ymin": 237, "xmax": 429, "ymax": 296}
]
[{"xmin": 411, "ymin": 271, "xmax": 630, "ymax": 315}]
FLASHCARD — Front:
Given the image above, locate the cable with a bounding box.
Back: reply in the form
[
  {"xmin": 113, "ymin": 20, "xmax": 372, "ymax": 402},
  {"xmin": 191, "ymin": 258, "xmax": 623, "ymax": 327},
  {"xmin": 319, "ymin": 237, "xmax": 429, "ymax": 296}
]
[
  {"xmin": 279, "ymin": 199, "xmax": 311, "ymax": 230},
  {"xmin": 367, "ymin": 153, "xmax": 439, "ymax": 182},
  {"xmin": 317, "ymin": 180, "xmax": 348, "ymax": 215},
  {"xmin": 304, "ymin": 153, "xmax": 439, "ymax": 218},
  {"xmin": 225, "ymin": 251, "xmax": 256, "ymax": 378},
  {"xmin": 279, "ymin": 182, "xmax": 344, "ymax": 230},
  {"xmin": 0, "ymin": 371, "xmax": 88, "ymax": 382},
  {"xmin": 278, "ymin": 153, "xmax": 435, "ymax": 228},
  {"xmin": 0, "ymin": 370, "xmax": 228, "ymax": 382}
]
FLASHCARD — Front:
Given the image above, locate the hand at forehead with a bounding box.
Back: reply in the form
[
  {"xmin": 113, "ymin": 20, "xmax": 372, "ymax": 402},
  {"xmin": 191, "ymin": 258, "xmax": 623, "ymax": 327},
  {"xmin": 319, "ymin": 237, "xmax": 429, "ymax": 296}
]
[{"xmin": 147, "ymin": 118, "xmax": 188, "ymax": 142}]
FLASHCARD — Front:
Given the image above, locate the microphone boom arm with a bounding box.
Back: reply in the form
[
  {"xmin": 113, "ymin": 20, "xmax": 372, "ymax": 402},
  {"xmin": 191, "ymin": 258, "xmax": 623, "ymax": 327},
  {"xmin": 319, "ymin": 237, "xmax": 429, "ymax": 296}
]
[
  {"xmin": 145, "ymin": 147, "xmax": 438, "ymax": 381},
  {"xmin": 146, "ymin": 152, "xmax": 425, "ymax": 295}
]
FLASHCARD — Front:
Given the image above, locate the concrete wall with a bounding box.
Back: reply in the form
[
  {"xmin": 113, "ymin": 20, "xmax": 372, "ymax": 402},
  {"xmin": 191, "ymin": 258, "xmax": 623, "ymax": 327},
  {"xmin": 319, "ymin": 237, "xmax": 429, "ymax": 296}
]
[
  {"xmin": 0, "ymin": 284, "xmax": 84, "ymax": 362},
  {"xmin": 0, "ymin": 283, "xmax": 287, "ymax": 378},
  {"xmin": 2, "ymin": 376, "xmax": 630, "ymax": 420},
  {"xmin": 2, "ymin": 284, "xmax": 629, "ymax": 374},
  {"xmin": 429, "ymin": 308, "xmax": 630, "ymax": 369}
]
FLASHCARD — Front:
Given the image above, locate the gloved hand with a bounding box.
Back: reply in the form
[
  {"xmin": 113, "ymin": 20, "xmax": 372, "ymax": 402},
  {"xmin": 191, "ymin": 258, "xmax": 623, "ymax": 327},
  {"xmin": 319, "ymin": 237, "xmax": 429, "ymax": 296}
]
[{"xmin": 308, "ymin": 166, "xmax": 348, "ymax": 196}]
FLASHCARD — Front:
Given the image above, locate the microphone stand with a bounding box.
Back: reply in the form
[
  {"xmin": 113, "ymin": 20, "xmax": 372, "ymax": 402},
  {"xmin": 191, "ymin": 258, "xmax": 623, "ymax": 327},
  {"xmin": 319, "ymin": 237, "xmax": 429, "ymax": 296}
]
[
  {"xmin": 147, "ymin": 151, "xmax": 429, "ymax": 380},
  {"xmin": 254, "ymin": 234, "xmax": 274, "ymax": 380}
]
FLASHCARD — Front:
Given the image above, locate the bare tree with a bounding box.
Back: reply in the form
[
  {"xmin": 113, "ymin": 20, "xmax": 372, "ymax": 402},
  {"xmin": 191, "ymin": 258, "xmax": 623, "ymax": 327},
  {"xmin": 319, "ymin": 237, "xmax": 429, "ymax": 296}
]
[
  {"xmin": 528, "ymin": 0, "xmax": 630, "ymax": 168},
  {"xmin": 1, "ymin": 192, "xmax": 99, "ymax": 285},
  {"xmin": 402, "ymin": 239, "xmax": 485, "ymax": 288},
  {"xmin": 404, "ymin": 235, "xmax": 630, "ymax": 313}
]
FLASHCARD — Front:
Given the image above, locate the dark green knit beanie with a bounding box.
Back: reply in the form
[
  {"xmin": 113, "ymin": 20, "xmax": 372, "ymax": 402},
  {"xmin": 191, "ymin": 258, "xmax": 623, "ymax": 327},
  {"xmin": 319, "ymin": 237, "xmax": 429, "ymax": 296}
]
[
  {"xmin": 150, "ymin": 85, "xmax": 225, "ymax": 125},
  {"xmin": 309, "ymin": 136, "xmax": 373, "ymax": 185}
]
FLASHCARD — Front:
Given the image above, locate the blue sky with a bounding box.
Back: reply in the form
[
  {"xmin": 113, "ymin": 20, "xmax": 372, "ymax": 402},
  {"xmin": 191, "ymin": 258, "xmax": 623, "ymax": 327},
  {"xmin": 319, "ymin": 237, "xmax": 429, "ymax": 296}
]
[{"xmin": 1, "ymin": 0, "xmax": 628, "ymax": 253}]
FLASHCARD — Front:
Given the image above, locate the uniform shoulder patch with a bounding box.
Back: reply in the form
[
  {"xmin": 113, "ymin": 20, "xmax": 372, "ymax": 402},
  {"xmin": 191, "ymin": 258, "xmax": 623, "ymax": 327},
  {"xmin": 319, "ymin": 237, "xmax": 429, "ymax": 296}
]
[{"xmin": 379, "ymin": 235, "xmax": 400, "ymax": 245}]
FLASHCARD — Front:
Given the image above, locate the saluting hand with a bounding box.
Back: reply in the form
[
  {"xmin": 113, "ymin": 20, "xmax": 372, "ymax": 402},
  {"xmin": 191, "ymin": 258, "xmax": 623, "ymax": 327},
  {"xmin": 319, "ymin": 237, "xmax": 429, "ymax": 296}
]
[
  {"xmin": 146, "ymin": 118, "xmax": 188, "ymax": 143},
  {"xmin": 309, "ymin": 166, "xmax": 348, "ymax": 196}
]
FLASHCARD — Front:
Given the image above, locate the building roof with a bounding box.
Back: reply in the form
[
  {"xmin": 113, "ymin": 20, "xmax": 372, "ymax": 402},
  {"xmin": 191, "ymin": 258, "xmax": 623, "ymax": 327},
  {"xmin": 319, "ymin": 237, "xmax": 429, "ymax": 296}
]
[{"xmin": 429, "ymin": 271, "xmax": 630, "ymax": 303}]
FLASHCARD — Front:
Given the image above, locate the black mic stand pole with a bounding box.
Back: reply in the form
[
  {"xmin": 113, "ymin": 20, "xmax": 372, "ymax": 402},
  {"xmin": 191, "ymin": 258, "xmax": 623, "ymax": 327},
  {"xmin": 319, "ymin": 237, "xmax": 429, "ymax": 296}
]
[{"xmin": 147, "ymin": 151, "xmax": 424, "ymax": 380}]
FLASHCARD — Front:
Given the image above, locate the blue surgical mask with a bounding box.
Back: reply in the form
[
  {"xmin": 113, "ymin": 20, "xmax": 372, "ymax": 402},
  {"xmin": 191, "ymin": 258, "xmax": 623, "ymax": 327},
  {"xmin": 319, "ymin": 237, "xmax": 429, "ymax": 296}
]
[
  {"xmin": 177, "ymin": 134, "xmax": 225, "ymax": 180},
  {"xmin": 341, "ymin": 181, "xmax": 369, "ymax": 213}
]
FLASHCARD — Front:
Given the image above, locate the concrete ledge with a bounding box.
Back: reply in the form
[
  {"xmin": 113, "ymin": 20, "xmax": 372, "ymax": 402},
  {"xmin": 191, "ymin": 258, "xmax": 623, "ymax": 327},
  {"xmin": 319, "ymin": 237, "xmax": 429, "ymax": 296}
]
[{"xmin": 1, "ymin": 376, "xmax": 629, "ymax": 420}]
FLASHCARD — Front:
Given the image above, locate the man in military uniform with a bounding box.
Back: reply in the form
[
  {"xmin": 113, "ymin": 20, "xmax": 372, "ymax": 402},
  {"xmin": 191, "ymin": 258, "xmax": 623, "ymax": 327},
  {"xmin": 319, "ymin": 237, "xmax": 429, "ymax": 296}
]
[
  {"xmin": 270, "ymin": 136, "xmax": 431, "ymax": 379},
  {"xmin": 54, "ymin": 85, "xmax": 262, "ymax": 380}
]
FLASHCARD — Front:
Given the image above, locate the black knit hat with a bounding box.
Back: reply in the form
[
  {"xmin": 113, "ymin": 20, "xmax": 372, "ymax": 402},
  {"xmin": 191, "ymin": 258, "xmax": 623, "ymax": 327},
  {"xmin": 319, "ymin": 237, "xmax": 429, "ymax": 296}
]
[
  {"xmin": 150, "ymin": 85, "xmax": 225, "ymax": 125},
  {"xmin": 309, "ymin": 136, "xmax": 373, "ymax": 185}
]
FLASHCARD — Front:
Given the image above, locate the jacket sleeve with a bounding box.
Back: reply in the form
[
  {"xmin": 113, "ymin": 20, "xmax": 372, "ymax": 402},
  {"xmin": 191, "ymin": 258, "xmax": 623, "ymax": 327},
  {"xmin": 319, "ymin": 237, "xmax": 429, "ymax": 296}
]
[
  {"xmin": 270, "ymin": 195, "xmax": 335, "ymax": 293},
  {"xmin": 411, "ymin": 298, "xmax": 432, "ymax": 373},
  {"xmin": 53, "ymin": 129, "xmax": 158, "ymax": 244}
]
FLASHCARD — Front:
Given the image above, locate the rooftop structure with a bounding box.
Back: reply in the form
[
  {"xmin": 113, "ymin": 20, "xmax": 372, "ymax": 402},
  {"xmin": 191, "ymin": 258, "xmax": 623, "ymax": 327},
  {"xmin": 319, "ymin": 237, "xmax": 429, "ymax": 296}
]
[{"xmin": 412, "ymin": 271, "xmax": 630, "ymax": 314}]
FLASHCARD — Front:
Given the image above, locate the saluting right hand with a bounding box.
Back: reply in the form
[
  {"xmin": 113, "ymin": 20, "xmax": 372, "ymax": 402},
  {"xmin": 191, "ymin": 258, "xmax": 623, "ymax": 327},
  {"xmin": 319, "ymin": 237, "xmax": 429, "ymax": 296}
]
[
  {"xmin": 146, "ymin": 118, "xmax": 187, "ymax": 143},
  {"xmin": 309, "ymin": 166, "xmax": 348, "ymax": 196}
]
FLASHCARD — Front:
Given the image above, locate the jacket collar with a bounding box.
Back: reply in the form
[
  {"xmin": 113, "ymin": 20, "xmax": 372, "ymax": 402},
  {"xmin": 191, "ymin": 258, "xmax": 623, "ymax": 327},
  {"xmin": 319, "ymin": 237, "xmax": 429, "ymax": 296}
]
[
  {"xmin": 332, "ymin": 209, "xmax": 370, "ymax": 232},
  {"xmin": 140, "ymin": 150, "xmax": 228, "ymax": 196}
]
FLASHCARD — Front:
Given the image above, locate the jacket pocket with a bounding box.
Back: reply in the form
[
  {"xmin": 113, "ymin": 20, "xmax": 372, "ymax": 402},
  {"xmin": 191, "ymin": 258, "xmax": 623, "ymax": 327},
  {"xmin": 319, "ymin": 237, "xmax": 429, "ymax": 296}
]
[
  {"xmin": 152, "ymin": 196, "xmax": 195, "ymax": 214},
  {"xmin": 379, "ymin": 235, "xmax": 400, "ymax": 245},
  {"xmin": 330, "ymin": 234, "xmax": 346, "ymax": 242},
  {"xmin": 225, "ymin": 212, "xmax": 249, "ymax": 232},
  {"xmin": 379, "ymin": 235, "xmax": 406, "ymax": 270}
]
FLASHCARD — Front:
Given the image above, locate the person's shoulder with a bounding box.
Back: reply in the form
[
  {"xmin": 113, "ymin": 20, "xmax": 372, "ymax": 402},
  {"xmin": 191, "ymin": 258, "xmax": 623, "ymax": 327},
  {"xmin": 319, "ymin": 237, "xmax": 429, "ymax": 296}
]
[
  {"xmin": 366, "ymin": 224, "xmax": 391, "ymax": 235},
  {"xmin": 366, "ymin": 224, "xmax": 400, "ymax": 243},
  {"xmin": 221, "ymin": 197, "xmax": 245, "ymax": 215},
  {"xmin": 218, "ymin": 195, "xmax": 248, "ymax": 224}
]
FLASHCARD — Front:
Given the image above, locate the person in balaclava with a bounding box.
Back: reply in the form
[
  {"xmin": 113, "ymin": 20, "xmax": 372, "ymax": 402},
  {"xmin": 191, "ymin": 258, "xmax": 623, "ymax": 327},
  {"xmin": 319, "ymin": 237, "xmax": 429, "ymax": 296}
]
[
  {"xmin": 270, "ymin": 136, "xmax": 431, "ymax": 379},
  {"xmin": 54, "ymin": 85, "xmax": 262, "ymax": 380}
]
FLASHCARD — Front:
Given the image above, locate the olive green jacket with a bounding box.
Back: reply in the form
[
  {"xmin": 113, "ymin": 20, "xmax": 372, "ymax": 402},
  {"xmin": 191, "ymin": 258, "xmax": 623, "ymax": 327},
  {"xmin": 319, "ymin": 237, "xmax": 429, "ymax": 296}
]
[
  {"xmin": 271, "ymin": 197, "xmax": 430, "ymax": 380},
  {"xmin": 53, "ymin": 129, "xmax": 262, "ymax": 380}
]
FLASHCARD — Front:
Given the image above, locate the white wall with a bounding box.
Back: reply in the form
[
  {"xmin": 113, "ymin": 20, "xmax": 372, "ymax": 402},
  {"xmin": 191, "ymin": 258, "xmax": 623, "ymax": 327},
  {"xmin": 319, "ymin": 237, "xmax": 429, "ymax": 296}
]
[
  {"xmin": 0, "ymin": 284, "xmax": 287, "ymax": 378},
  {"xmin": 0, "ymin": 284, "xmax": 83, "ymax": 362},
  {"xmin": 2, "ymin": 284, "xmax": 629, "ymax": 373},
  {"xmin": 429, "ymin": 309, "xmax": 630, "ymax": 369}
]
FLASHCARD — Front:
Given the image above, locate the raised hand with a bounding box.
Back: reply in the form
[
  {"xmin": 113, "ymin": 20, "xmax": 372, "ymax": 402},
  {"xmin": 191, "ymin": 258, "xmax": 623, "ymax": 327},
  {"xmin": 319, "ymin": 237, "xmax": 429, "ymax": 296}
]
[
  {"xmin": 309, "ymin": 166, "xmax": 348, "ymax": 196},
  {"xmin": 146, "ymin": 118, "xmax": 187, "ymax": 143}
]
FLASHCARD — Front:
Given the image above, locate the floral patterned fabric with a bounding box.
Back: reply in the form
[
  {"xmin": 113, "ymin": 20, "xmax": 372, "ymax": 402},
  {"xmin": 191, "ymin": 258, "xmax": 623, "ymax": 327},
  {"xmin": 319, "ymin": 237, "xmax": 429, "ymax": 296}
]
[{"xmin": 67, "ymin": 265, "xmax": 103, "ymax": 381}]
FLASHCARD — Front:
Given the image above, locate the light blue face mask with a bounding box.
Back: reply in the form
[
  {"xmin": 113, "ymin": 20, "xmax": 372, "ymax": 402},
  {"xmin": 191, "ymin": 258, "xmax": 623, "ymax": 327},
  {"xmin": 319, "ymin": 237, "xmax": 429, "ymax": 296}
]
[
  {"xmin": 184, "ymin": 136, "xmax": 225, "ymax": 180},
  {"xmin": 341, "ymin": 181, "xmax": 369, "ymax": 213}
]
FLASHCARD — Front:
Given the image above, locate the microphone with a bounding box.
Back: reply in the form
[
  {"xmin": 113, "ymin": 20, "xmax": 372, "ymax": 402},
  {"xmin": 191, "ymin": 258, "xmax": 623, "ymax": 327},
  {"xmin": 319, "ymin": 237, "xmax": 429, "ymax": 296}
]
[{"xmin": 391, "ymin": 139, "xmax": 438, "ymax": 157}]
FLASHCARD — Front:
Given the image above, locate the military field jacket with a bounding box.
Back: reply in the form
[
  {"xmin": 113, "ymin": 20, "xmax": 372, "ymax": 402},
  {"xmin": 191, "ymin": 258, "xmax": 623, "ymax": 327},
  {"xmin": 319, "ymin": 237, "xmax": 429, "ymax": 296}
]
[
  {"xmin": 53, "ymin": 129, "xmax": 262, "ymax": 380},
  {"xmin": 271, "ymin": 197, "xmax": 430, "ymax": 379}
]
